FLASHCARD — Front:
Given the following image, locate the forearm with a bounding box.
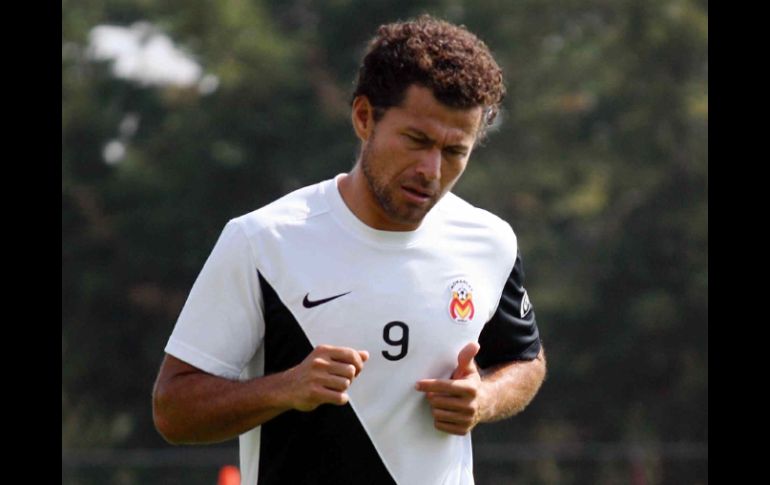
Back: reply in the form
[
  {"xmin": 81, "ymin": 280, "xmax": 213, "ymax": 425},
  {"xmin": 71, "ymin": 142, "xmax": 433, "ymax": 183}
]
[
  {"xmin": 153, "ymin": 369, "xmax": 294, "ymax": 445},
  {"xmin": 153, "ymin": 346, "xmax": 368, "ymax": 444},
  {"xmin": 478, "ymin": 346, "xmax": 546, "ymax": 422}
]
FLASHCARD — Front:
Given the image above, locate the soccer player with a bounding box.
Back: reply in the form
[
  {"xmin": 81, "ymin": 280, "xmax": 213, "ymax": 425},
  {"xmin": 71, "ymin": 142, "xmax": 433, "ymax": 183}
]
[{"xmin": 152, "ymin": 14, "xmax": 546, "ymax": 484}]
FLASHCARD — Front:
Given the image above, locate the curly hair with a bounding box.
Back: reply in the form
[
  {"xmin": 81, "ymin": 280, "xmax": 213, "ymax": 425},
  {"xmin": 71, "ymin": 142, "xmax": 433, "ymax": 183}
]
[{"xmin": 352, "ymin": 14, "xmax": 505, "ymax": 137}]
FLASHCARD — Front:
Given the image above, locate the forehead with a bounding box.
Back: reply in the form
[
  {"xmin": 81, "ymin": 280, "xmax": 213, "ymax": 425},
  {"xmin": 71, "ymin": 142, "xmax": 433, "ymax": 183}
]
[{"xmin": 381, "ymin": 85, "xmax": 482, "ymax": 142}]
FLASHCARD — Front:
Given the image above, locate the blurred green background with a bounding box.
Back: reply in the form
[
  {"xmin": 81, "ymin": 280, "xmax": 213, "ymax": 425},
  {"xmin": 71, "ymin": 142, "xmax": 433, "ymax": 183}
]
[{"xmin": 62, "ymin": 0, "xmax": 707, "ymax": 484}]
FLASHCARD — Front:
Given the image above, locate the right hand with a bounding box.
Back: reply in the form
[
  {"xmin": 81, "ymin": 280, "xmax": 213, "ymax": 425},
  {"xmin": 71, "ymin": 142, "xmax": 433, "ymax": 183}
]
[{"xmin": 284, "ymin": 344, "xmax": 369, "ymax": 412}]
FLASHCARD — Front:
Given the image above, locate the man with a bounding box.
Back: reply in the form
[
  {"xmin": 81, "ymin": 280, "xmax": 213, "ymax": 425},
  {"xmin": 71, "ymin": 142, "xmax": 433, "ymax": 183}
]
[{"xmin": 153, "ymin": 14, "xmax": 546, "ymax": 485}]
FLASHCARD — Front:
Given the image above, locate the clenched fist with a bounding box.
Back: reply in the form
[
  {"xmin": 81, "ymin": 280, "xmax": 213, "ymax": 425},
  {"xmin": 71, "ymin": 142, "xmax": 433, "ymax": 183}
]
[{"xmin": 284, "ymin": 344, "xmax": 369, "ymax": 412}]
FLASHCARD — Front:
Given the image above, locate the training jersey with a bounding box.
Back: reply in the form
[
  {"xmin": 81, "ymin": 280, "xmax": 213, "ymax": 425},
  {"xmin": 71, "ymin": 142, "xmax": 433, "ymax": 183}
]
[{"xmin": 165, "ymin": 174, "xmax": 541, "ymax": 485}]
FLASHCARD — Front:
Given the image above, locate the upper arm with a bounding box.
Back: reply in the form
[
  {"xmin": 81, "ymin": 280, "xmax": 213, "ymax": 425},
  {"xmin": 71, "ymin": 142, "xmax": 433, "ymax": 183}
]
[
  {"xmin": 152, "ymin": 354, "xmax": 209, "ymax": 401},
  {"xmin": 156, "ymin": 353, "xmax": 207, "ymax": 384}
]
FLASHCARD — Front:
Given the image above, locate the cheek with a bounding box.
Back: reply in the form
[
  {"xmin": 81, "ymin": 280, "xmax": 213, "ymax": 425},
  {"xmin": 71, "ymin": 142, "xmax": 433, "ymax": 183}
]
[
  {"xmin": 441, "ymin": 159, "xmax": 468, "ymax": 186},
  {"xmin": 380, "ymin": 143, "xmax": 415, "ymax": 178},
  {"xmin": 371, "ymin": 135, "xmax": 398, "ymax": 161}
]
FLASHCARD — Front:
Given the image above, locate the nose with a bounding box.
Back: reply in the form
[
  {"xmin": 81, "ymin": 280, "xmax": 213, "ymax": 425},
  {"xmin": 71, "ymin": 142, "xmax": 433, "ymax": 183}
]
[{"xmin": 415, "ymin": 147, "xmax": 442, "ymax": 182}]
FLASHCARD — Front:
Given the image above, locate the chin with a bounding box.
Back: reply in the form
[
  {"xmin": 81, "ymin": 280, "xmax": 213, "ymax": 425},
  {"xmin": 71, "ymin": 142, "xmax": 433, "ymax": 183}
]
[{"xmin": 395, "ymin": 206, "xmax": 433, "ymax": 225}]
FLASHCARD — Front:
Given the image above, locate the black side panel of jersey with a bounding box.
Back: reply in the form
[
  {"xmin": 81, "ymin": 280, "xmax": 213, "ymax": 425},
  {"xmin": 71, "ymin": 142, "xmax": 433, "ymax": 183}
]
[
  {"xmin": 476, "ymin": 250, "xmax": 541, "ymax": 369},
  {"xmin": 257, "ymin": 272, "xmax": 397, "ymax": 485}
]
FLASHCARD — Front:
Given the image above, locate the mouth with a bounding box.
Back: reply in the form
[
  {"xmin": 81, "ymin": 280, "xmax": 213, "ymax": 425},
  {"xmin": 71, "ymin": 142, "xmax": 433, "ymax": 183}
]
[{"xmin": 401, "ymin": 185, "xmax": 434, "ymax": 203}]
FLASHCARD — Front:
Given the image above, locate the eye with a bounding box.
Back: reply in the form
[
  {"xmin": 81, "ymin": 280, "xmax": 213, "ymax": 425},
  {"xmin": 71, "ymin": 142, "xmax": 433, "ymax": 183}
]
[
  {"xmin": 404, "ymin": 134, "xmax": 426, "ymax": 144},
  {"xmin": 444, "ymin": 147, "xmax": 467, "ymax": 158}
]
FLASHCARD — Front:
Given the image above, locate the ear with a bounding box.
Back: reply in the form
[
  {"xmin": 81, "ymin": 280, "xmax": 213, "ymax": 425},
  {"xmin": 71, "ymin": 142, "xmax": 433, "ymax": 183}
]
[{"xmin": 351, "ymin": 95, "xmax": 375, "ymax": 142}]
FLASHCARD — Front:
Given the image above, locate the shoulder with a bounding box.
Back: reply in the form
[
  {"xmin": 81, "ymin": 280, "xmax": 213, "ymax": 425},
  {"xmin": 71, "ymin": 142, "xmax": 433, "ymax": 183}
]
[
  {"xmin": 434, "ymin": 192, "xmax": 518, "ymax": 257},
  {"xmin": 228, "ymin": 179, "xmax": 331, "ymax": 240}
]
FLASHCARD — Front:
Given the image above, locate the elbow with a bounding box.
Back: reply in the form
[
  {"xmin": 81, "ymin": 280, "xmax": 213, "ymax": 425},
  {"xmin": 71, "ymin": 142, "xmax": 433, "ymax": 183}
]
[
  {"xmin": 153, "ymin": 413, "xmax": 181, "ymax": 445},
  {"xmin": 152, "ymin": 386, "xmax": 185, "ymax": 445}
]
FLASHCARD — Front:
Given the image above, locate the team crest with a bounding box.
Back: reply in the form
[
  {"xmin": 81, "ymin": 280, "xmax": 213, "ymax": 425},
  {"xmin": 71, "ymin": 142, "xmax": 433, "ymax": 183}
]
[{"xmin": 448, "ymin": 279, "xmax": 475, "ymax": 324}]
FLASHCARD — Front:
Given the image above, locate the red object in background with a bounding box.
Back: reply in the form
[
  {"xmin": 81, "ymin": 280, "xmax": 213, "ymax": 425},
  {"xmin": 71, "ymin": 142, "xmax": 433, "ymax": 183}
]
[{"xmin": 217, "ymin": 465, "xmax": 241, "ymax": 485}]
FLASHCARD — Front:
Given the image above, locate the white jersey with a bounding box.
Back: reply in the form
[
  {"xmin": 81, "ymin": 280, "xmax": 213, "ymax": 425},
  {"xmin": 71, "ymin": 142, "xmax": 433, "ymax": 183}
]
[{"xmin": 165, "ymin": 174, "xmax": 540, "ymax": 485}]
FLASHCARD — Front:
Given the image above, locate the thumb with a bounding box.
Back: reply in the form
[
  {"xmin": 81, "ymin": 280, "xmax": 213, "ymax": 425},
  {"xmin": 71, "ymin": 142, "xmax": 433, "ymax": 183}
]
[{"xmin": 452, "ymin": 342, "xmax": 481, "ymax": 379}]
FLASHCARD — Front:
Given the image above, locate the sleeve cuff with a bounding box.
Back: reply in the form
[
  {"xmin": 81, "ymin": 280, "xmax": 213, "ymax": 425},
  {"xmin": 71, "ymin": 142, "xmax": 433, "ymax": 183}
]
[{"xmin": 165, "ymin": 337, "xmax": 244, "ymax": 380}]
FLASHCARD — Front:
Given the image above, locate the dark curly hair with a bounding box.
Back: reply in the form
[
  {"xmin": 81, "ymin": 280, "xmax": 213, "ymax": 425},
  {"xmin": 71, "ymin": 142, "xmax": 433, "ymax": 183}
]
[{"xmin": 352, "ymin": 14, "xmax": 505, "ymax": 138}]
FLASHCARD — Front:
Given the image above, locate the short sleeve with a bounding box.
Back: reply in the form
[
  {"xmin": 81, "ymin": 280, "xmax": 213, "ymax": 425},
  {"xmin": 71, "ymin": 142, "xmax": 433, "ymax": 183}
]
[
  {"xmin": 164, "ymin": 219, "xmax": 264, "ymax": 380},
  {"xmin": 476, "ymin": 249, "xmax": 541, "ymax": 369}
]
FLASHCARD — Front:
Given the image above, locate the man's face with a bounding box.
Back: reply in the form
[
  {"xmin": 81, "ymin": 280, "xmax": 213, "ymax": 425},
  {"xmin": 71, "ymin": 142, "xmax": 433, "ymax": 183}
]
[{"xmin": 356, "ymin": 84, "xmax": 482, "ymax": 231}]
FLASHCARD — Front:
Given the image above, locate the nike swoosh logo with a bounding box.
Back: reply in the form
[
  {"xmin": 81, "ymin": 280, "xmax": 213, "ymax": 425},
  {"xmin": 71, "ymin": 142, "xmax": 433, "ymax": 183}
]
[{"xmin": 302, "ymin": 291, "xmax": 351, "ymax": 308}]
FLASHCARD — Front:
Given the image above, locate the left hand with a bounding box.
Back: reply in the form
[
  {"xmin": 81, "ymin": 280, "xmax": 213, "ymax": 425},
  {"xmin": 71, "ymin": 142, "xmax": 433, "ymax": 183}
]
[{"xmin": 415, "ymin": 342, "xmax": 485, "ymax": 436}]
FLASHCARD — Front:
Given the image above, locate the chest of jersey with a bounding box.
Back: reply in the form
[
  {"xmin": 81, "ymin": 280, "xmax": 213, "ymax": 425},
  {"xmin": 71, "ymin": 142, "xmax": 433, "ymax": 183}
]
[
  {"xmin": 263, "ymin": 227, "xmax": 497, "ymax": 376},
  {"xmin": 254, "ymin": 217, "xmax": 505, "ymax": 484}
]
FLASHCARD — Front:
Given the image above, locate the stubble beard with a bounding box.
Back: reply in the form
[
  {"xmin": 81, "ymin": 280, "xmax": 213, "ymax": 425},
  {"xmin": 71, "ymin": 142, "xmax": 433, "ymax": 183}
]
[{"xmin": 360, "ymin": 139, "xmax": 433, "ymax": 227}]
